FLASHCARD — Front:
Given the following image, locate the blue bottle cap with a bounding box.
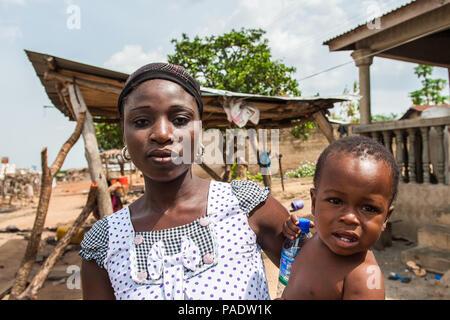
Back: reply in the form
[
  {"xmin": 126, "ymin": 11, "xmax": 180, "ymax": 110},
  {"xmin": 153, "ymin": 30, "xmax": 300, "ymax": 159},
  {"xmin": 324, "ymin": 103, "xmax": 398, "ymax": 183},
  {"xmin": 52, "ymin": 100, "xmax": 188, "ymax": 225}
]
[{"xmin": 297, "ymin": 218, "xmax": 311, "ymax": 233}]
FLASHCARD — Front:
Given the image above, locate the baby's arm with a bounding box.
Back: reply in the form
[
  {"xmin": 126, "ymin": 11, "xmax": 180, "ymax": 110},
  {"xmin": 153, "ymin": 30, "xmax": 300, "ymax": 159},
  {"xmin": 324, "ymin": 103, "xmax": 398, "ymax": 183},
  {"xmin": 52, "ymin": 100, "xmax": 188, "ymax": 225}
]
[{"xmin": 343, "ymin": 261, "xmax": 385, "ymax": 300}]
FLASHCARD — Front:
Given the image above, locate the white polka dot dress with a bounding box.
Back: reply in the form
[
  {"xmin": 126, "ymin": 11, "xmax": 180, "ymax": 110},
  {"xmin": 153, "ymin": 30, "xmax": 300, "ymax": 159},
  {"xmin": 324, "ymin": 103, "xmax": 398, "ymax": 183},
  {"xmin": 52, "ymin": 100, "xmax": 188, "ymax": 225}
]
[{"xmin": 80, "ymin": 180, "xmax": 271, "ymax": 300}]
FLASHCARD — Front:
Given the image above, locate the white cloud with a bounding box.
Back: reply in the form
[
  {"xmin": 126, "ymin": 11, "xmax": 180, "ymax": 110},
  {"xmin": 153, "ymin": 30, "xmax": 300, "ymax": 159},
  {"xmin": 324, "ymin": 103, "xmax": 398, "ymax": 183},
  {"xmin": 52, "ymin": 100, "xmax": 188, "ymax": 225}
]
[
  {"xmin": 104, "ymin": 45, "xmax": 167, "ymax": 74},
  {"xmin": 197, "ymin": 0, "xmax": 355, "ymax": 96},
  {"xmin": 0, "ymin": 26, "xmax": 22, "ymax": 40},
  {"xmin": 1, "ymin": 0, "xmax": 26, "ymax": 6}
]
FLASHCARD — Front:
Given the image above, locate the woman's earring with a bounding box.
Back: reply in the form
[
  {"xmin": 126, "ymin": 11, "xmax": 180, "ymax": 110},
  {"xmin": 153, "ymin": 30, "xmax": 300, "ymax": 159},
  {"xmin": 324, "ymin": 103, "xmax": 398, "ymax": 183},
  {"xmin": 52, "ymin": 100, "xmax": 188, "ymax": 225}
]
[{"xmin": 122, "ymin": 146, "xmax": 132, "ymax": 161}]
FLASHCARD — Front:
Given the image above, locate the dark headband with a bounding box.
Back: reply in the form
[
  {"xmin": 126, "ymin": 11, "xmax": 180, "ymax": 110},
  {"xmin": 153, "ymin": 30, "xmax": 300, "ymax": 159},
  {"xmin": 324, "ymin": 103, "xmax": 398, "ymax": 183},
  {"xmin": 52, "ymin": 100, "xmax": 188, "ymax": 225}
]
[{"xmin": 118, "ymin": 62, "xmax": 203, "ymax": 118}]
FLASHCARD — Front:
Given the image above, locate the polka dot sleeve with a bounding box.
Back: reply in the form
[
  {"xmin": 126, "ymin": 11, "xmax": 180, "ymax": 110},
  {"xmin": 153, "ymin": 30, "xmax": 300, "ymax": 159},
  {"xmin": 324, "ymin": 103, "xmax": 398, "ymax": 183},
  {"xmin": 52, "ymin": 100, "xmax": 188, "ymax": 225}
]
[
  {"xmin": 230, "ymin": 180, "xmax": 270, "ymax": 217},
  {"xmin": 78, "ymin": 217, "xmax": 109, "ymax": 269}
]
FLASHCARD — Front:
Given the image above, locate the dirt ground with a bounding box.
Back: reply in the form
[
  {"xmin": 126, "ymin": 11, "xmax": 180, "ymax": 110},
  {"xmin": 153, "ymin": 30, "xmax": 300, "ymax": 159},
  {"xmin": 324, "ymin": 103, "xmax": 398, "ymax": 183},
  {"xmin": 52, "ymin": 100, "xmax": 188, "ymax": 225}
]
[{"xmin": 1, "ymin": 177, "xmax": 449, "ymax": 300}]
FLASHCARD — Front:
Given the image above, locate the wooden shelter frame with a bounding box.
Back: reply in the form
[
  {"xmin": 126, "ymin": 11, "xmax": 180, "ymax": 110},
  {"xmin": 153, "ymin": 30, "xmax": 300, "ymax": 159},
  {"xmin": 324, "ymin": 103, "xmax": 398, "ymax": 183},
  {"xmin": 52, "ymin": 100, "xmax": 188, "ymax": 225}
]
[{"xmin": 26, "ymin": 50, "xmax": 351, "ymax": 217}]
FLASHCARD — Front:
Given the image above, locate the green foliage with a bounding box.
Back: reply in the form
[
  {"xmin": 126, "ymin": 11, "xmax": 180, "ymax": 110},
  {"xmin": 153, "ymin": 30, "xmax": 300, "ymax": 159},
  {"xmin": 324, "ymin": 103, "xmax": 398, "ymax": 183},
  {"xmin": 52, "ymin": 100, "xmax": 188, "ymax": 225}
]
[
  {"xmin": 246, "ymin": 171, "xmax": 263, "ymax": 182},
  {"xmin": 285, "ymin": 161, "xmax": 316, "ymax": 178},
  {"xmin": 230, "ymin": 163, "xmax": 237, "ymax": 180},
  {"xmin": 409, "ymin": 64, "xmax": 448, "ymax": 105},
  {"xmin": 290, "ymin": 120, "xmax": 317, "ymax": 140},
  {"xmin": 168, "ymin": 28, "xmax": 301, "ymax": 96},
  {"xmin": 371, "ymin": 113, "xmax": 398, "ymax": 122},
  {"xmin": 94, "ymin": 121, "xmax": 123, "ymax": 152}
]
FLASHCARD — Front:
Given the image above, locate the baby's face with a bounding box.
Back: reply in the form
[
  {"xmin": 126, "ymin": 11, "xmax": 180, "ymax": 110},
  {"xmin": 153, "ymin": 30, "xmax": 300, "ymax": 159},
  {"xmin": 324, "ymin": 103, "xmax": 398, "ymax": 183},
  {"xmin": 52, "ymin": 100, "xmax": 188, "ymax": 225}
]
[{"xmin": 311, "ymin": 153, "xmax": 394, "ymax": 256}]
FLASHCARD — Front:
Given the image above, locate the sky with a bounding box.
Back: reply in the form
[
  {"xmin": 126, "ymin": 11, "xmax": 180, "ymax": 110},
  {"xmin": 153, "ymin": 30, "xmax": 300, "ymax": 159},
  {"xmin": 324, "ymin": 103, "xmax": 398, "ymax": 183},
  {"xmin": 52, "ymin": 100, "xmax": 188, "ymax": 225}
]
[{"xmin": 1, "ymin": 0, "xmax": 449, "ymax": 170}]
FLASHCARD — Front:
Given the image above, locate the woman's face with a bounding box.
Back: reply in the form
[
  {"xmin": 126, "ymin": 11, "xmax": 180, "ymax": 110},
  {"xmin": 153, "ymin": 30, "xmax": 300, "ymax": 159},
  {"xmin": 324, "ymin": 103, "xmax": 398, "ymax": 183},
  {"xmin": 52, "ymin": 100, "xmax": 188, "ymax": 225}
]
[{"xmin": 121, "ymin": 79, "xmax": 201, "ymax": 182}]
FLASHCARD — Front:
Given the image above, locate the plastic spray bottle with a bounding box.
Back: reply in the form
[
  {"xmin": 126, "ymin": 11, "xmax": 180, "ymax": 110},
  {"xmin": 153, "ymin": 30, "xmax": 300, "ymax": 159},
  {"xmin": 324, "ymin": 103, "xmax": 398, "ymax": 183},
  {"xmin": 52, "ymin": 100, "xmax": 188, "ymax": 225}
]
[{"xmin": 276, "ymin": 200, "xmax": 312, "ymax": 298}]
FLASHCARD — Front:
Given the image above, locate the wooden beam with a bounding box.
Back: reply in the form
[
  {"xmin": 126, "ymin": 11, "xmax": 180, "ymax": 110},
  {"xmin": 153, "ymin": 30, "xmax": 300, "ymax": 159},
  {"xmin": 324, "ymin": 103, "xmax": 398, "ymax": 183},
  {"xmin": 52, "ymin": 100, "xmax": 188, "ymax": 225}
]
[
  {"xmin": 44, "ymin": 71, "xmax": 122, "ymax": 95},
  {"xmin": 312, "ymin": 110, "xmax": 335, "ymax": 144},
  {"xmin": 59, "ymin": 69, "xmax": 126, "ymax": 88},
  {"xmin": 325, "ymin": 1, "xmax": 449, "ymax": 51},
  {"xmin": 68, "ymin": 84, "xmax": 113, "ymax": 218},
  {"xmin": 46, "ymin": 56, "xmax": 57, "ymax": 71},
  {"xmin": 54, "ymin": 81, "xmax": 77, "ymax": 120},
  {"xmin": 93, "ymin": 117, "xmax": 120, "ymax": 123},
  {"xmin": 377, "ymin": 52, "xmax": 450, "ymax": 69}
]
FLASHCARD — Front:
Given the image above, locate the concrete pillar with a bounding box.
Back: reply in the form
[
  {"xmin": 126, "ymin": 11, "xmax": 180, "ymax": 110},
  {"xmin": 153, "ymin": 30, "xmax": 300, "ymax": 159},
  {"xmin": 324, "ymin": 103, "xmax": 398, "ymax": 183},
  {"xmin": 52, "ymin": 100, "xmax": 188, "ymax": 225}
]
[
  {"xmin": 435, "ymin": 125, "xmax": 446, "ymax": 184},
  {"xmin": 407, "ymin": 128, "xmax": 417, "ymax": 183},
  {"xmin": 351, "ymin": 49, "xmax": 373, "ymax": 125},
  {"xmin": 382, "ymin": 130, "xmax": 393, "ymax": 154},
  {"xmin": 420, "ymin": 127, "xmax": 430, "ymax": 184},
  {"xmin": 394, "ymin": 130, "xmax": 404, "ymax": 180}
]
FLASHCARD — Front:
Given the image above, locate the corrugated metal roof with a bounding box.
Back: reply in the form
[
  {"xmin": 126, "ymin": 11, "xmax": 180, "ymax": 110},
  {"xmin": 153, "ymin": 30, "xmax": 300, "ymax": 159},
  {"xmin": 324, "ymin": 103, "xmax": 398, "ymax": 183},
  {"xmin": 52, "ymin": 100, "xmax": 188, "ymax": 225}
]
[
  {"xmin": 323, "ymin": 0, "xmax": 416, "ymax": 45},
  {"xmin": 26, "ymin": 50, "xmax": 350, "ymax": 128},
  {"xmin": 200, "ymin": 86, "xmax": 353, "ymax": 104}
]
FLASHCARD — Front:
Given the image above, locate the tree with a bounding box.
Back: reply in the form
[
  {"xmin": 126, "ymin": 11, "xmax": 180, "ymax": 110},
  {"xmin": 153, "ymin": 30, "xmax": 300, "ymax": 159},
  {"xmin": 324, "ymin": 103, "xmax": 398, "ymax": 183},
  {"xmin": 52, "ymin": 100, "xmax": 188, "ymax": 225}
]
[
  {"xmin": 95, "ymin": 28, "xmax": 306, "ymax": 149},
  {"xmin": 168, "ymin": 28, "xmax": 301, "ymax": 96},
  {"xmin": 409, "ymin": 64, "xmax": 448, "ymax": 105},
  {"xmin": 371, "ymin": 113, "xmax": 398, "ymax": 122},
  {"xmin": 94, "ymin": 122, "xmax": 123, "ymax": 152},
  {"xmin": 169, "ymin": 28, "xmax": 316, "ymax": 141}
]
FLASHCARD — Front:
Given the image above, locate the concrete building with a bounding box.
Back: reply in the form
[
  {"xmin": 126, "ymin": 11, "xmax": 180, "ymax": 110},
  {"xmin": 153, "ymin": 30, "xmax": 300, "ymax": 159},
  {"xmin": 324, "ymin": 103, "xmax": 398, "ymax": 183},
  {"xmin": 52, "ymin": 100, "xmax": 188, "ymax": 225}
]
[{"xmin": 324, "ymin": 0, "xmax": 450, "ymax": 274}]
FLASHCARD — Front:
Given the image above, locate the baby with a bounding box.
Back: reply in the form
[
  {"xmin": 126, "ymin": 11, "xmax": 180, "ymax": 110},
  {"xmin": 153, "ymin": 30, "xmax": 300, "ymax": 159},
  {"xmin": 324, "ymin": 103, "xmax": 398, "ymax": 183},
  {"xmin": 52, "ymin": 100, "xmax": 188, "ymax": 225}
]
[{"xmin": 282, "ymin": 135, "xmax": 399, "ymax": 300}]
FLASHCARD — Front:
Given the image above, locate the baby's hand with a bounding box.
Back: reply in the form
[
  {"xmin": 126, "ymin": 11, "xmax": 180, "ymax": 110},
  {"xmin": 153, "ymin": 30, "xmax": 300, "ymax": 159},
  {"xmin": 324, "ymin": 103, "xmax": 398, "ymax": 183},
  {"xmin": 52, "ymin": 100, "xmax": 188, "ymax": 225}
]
[
  {"xmin": 282, "ymin": 214, "xmax": 315, "ymax": 240},
  {"xmin": 283, "ymin": 214, "xmax": 301, "ymax": 240}
]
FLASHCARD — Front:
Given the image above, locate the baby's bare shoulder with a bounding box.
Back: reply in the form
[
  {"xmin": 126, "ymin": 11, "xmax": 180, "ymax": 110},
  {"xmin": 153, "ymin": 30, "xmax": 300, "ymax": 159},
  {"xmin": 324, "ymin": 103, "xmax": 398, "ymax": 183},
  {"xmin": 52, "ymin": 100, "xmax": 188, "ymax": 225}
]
[{"xmin": 342, "ymin": 251, "xmax": 385, "ymax": 300}]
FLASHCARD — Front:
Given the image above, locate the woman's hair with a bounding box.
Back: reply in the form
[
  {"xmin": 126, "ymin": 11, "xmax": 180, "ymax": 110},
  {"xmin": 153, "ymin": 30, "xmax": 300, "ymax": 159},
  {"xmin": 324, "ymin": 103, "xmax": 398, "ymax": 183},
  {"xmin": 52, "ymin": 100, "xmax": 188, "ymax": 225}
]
[
  {"xmin": 313, "ymin": 135, "xmax": 400, "ymax": 204},
  {"xmin": 118, "ymin": 62, "xmax": 203, "ymax": 119}
]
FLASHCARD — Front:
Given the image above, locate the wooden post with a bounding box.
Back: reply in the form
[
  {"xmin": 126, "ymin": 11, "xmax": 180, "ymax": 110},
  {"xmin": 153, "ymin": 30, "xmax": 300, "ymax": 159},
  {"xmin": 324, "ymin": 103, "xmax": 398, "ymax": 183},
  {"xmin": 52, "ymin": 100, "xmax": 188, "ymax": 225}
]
[
  {"xmin": 104, "ymin": 157, "xmax": 110, "ymax": 180},
  {"xmin": 68, "ymin": 84, "xmax": 113, "ymax": 218},
  {"xmin": 279, "ymin": 154, "xmax": 285, "ymax": 192},
  {"xmin": 16, "ymin": 183, "xmax": 98, "ymax": 300},
  {"xmin": 257, "ymin": 129, "xmax": 272, "ymax": 191},
  {"xmin": 9, "ymin": 113, "xmax": 86, "ymax": 299},
  {"xmin": 222, "ymin": 129, "xmax": 233, "ymax": 182},
  {"xmin": 312, "ymin": 110, "xmax": 335, "ymax": 144}
]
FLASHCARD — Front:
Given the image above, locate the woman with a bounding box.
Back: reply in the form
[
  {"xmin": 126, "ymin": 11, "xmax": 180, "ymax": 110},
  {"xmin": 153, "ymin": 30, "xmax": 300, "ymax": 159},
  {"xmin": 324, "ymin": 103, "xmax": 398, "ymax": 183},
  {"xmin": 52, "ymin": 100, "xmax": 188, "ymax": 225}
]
[{"xmin": 79, "ymin": 63, "xmax": 290, "ymax": 300}]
